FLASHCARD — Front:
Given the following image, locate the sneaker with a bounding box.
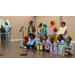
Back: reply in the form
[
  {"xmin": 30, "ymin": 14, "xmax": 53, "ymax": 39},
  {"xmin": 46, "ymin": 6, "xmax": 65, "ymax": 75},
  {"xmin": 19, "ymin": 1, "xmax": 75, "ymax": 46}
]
[{"xmin": 24, "ymin": 46, "xmax": 27, "ymax": 49}]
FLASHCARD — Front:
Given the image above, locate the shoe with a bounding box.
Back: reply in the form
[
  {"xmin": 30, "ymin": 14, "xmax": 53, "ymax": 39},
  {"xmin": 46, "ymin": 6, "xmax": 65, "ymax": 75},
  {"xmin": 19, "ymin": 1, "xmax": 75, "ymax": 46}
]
[{"xmin": 24, "ymin": 46, "xmax": 27, "ymax": 49}]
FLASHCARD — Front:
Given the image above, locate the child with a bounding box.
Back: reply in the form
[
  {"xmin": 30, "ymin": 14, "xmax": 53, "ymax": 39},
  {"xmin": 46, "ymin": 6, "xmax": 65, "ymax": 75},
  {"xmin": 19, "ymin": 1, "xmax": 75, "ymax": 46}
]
[
  {"xmin": 49, "ymin": 20, "xmax": 57, "ymax": 43},
  {"xmin": 58, "ymin": 22, "xmax": 67, "ymax": 41},
  {"xmin": 57, "ymin": 35, "xmax": 65, "ymax": 45},
  {"xmin": 25, "ymin": 34, "xmax": 35, "ymax": 49},
  {"xmin": 50, "ymin": 37, "xmax": 56, "ymax": 45},
  {"xmin": 37, "ymin": 23, "xmax": 42, "ymax": 38},
  {"xmin": 65, "ymin": 36, "xmax": 74, "ymax": 55},
  {"xmin": 41, "ymin": 24, "xmax": 47, "ymax": 42},
  {"xmin": 42, "ymin": 35, "xmax": 48, "ymax": 50},
  {"xmin": 24, "ymin": 36, "xmax": 29, "ymax": 45},
  {"xmin": 28, "ymin": 20, "xmax": 35, "ymax": 38}
]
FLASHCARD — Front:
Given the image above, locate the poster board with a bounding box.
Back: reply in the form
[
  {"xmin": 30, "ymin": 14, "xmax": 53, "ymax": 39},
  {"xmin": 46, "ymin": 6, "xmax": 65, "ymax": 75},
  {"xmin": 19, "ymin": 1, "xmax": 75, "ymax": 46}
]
[
  {"xmin": 45, "ymin": 42, "xmax": 51, "ymax": 50},
  {"xmin": 36, "ymin": 28, "xmax": 41, "ymax": 34},
  {"xmin": 50, "ymin": 44, "xmax": 57, "ymax": 54},
  {"xmin": 57, "ymin": 27, "xmax": 67, "ymax": 34},
  {"xmin": 20, "ymin": 40, "xmax": 23, "ymax": 48},
  {"xmin": 41, "ymin": 28, "xmax": 46, "ymax": 34},
  {"xmin": 58, "ymin": 45, "xmax": 65, "ymax": 56},
  {"xmin": 35, "ymin": 38, "xmax": 40, "ymax": 44},
  {"xmin": 37, "ymin": 43, "xmax": 43, "ymax": 50},
  {"xmin": 47, "ymin": 28, "xmax": 55, "ymax": 35},
  {"xmin": 26, "ymin": 27, "xmax": 32, "ymax": 33}
]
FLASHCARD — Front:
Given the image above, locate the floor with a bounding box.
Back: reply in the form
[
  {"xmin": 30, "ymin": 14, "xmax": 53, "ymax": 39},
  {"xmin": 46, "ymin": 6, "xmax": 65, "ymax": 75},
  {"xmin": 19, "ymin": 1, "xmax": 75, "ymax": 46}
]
[{"xmin": 0, "ymin": 41, "xmax": 75, "ymax": 58}]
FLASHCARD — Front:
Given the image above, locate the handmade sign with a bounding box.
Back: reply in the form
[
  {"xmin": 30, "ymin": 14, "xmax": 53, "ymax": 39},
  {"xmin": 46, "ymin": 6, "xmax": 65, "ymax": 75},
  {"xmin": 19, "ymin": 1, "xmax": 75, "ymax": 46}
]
[
  {"xmin": 26, "ymin": 27, "xmax": 32, "ymax": 33},
  {"xmin": 58, "ymin": 27, "xmax": 67, "ymax": 34},
  {"xmin": 47, "ymin": 28, "xmax": 55, "ymax": 35},
  {"xmin": 35, "ymin": 38, "xmax": 40, "ymax": 44},
  {"xmin": 20, "ymin": 40, "xmax": 23, "ymax": 48},
  {"xmin": 36, "ymin": 28, "xmax": 41, "ymax": 34},
  {"xmin": 27, "ymin": 40, "xmax": 34, "ymax": 45},
  {"xmin": 37, "ymin": 43, "xmax": 43, "ymax": 50},
  {"xmin": 50, "ymin": 45, "xmax": 57, "ymax": 54},
  {"xmin": 45, "ymin": 42, "xmax": 51, "ymax": 50},
  {"xmin": 58, "ymin": 45, "xmax": 65, "ymax": 56},
  {"xmin": 41, "ymin": 28, "xmax": 45, "ymax": 34}
]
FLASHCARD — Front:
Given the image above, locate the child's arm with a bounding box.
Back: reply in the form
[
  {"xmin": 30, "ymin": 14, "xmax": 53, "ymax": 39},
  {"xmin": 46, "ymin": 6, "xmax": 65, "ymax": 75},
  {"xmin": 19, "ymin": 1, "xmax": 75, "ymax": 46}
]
[{"xmin": 42, "ymin": 44, "xmax": 46, "ymax": 46}]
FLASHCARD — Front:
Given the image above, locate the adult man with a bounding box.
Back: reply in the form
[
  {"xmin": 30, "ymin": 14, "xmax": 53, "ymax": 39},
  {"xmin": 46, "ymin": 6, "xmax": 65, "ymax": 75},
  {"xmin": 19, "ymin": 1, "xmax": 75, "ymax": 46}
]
[
  {"xmin": 0, "ymin": 25, "xmax": 5, "ymax": 41},
  {"xmin": 5, "ymin": 22, "xmax": 11, "ymax": 41}
]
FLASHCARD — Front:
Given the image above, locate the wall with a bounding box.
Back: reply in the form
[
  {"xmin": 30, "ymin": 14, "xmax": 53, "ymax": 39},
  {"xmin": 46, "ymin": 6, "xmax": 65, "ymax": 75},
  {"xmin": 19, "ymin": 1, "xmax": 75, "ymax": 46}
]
[
  {"xmin": 63, "ymin": 16, "xmax": 75, "ymax": 41},
  {"xmin": 0, "ymin": 16, "xmax": 34, "ymax": 40},
  {"xmin": 34, "ymin": 16, "xmax": 60, "ymax": 28}
]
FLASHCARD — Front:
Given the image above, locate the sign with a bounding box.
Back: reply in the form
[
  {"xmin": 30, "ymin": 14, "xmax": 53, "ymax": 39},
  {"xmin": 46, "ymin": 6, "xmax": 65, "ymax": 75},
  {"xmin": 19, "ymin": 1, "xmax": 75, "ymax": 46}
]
[
  {"xmin": 20, "ymin": 40, "xmax": 23, "ymax": 47},
  {"xmin": 47, "ymin": 28, "xmax": 55, "ymax": 35},
  {"xmin": 50, "ymin": 45, "xmax": 57, "ymax": 54},
  {"xmin": 41, "ymin": 28, "xmax": 45, "ymax": 34},
  {"xmin": 45, "ymin": 42, "xmax": 51, "ymax": 50},
  {"xmin": 26, "ymin": 27, "xmax": 32, "ymax": 33},
  {"xmin": 36, "ymin": 28, "xmax": 41, "ymax": 34},
  {"xmin": 58, "ymin": 27, "xmax": 67, "ymax": 34},
  {"xmin": 35, "ymin": 38, "xmax": 40, "ymax": 44},
  {"xmin": 58, "ymin": 45, "xmax": 65, "ymax": 56},
  {"xmin": 37, "ymin": 43, "xmax": 43, "ymax": 50}
]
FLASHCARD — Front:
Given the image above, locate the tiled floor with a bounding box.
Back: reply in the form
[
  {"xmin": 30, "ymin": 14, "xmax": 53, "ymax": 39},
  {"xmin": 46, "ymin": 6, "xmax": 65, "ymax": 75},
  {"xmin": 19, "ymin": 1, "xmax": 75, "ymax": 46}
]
[{"xmin": 0, "ymin": 41, "xmax": 75, "ymax": 58}]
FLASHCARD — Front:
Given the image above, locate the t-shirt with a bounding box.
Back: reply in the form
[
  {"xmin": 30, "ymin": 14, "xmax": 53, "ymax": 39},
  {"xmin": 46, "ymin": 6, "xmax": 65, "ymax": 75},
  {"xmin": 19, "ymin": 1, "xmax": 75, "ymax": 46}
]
[
  {"xmin": 5, "ymin": 24, "xmax": 11, "ymax": 32},
  {"xmin": 58, "ymin": 40, "xmax": 65, "ymax": 45},
  {"xmin": 65, "ymin": 43, "xmax": 74, "ymax": 54},
  {"xmin": 42, "ymin": 39, "xmax": 48, "ymax": 44},
  {"xmin": 51, "ymin": 42, "xmax": 57, "ymax": 45}
]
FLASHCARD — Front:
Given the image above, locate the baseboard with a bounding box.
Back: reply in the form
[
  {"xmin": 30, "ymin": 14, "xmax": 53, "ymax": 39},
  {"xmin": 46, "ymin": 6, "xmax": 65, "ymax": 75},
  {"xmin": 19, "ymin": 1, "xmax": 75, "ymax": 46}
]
[
  {"xmin": 71, "ymin": 41, "xmax": 75, "ymax": 43},
  {"xmin": 10, "ymin": 39, "xmax": 22, "ymax": 41}
]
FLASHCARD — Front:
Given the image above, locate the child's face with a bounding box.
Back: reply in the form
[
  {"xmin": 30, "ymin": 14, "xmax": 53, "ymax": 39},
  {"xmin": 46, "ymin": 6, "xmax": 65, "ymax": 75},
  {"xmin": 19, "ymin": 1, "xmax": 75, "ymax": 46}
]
[
  {"xmin": 43, "ymin": 36, "xmax": 46, "ymax": 40},
  {"xmin": 58, "ymin": 36, "xmax": 61, "ymax": 41},
  {"xmin": 61, "ymin": 23, "xmax": 65, "ymax": 27},
  {"xmin": 50, "ymin": 38, "xmax": 54, "ymax": 43},
  {"xmin": 29, "ymin": 21, "xmax": 32, "ymax": 25},
  {"xmin": 31, "ymin": 35, "xmax": 33, "ymax": 39},
  {"xmin": 38, "ymin": 24, "xmax": 41, "ymax": 28},
  {"xmin": 66, "ymin": 38, "xmax": 70, "ymax": 43},
  {"xmin": 43, "ymin": 25, "xmax": 45, "ymax": 27},
  {"xmin": 51, "ymin": 21, "xmax": 53, "ymax": 25}
]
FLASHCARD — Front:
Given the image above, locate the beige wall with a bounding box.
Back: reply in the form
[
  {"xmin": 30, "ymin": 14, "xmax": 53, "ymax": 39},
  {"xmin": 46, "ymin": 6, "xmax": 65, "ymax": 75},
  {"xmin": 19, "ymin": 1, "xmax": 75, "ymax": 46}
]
[
  {"xmin": 63, "ymin": 16, "xmax": 75, "ymax": 41},
  {"xmin": 34, "ymin": 16, "xmax": 60, "ymax": 28},
  {"xmin": 0, "ymin": 16, "xmax": 34, "ymax": 39}
]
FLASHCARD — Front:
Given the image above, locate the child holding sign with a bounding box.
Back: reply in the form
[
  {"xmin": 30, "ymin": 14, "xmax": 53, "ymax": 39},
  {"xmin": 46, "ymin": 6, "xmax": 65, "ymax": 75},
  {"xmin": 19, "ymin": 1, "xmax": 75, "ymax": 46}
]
[
  {"xmin": 25, "ymin": 34, "xmax": 35, "ymax": 49},
  {"xmin": 65, "ymin": 36, "xmax": 74, "ymax": 55},
  {"xmin": 58, "ymin": 22, "xmax": 67, "ymax": 41},
  {"xmin": 57, "ymin": 35, "xmax": 65, "ymax": 45},
  {"xmin": 50, "ymin": 37, "xmax": 57, "ymax": 45},
  {"xmin": 42, "ymin": 35, "xmax": 48, "ymax": 50}
]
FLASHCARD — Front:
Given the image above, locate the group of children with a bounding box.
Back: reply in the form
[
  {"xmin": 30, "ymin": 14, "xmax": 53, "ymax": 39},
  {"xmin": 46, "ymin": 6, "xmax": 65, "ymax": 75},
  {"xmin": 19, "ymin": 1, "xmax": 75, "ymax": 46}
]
[{"xmin": 22, "ymin": 20, "xmax": 74, "ymax": 56}]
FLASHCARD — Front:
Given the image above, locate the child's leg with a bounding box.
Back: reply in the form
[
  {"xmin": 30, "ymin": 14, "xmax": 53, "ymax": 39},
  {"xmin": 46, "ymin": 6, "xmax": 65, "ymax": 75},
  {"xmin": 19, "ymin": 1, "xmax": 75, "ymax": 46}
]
[
  {"xmin": 65, "ymin": 49, "xmax": 71, "ymax": 55},
  {"xmin": 25, "ymin": 45, "xmax": 30, "ymax": 49}
]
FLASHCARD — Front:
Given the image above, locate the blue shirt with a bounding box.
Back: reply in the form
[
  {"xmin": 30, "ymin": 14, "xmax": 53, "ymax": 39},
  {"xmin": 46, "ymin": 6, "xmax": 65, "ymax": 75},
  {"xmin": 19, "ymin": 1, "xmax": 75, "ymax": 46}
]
[
  {"xmin": 5, "ymin": 24, "xmax": 11, "ymax": 32},
  {"xmin": 42, "ymin": 39, "xmax": 48, "ymax": 44},
  {"xmin": 58, "ymin": 40, "xmax": 65, "ymax": 45},
  {"xmin": 65, "ymin": 43, "xmax": 74, "ymax": 54},
  {"xmin": 51, "ymin": 42, "xmax": 57, "ymax": 45}
]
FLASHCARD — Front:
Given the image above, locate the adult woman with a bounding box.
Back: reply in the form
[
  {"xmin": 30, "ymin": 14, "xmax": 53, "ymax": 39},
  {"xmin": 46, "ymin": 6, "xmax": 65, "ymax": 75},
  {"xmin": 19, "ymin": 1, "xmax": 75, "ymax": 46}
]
[{"xmin": 49, "ymin": 20, "xmax": 57, "ymax": 43}]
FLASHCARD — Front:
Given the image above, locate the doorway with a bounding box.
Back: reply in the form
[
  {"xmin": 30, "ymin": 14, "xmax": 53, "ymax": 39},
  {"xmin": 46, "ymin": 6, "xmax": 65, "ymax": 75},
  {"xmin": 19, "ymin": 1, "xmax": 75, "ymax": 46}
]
[{"xmin": 0, "ymin": 19, "xmax": 10, "ymax": 42}]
